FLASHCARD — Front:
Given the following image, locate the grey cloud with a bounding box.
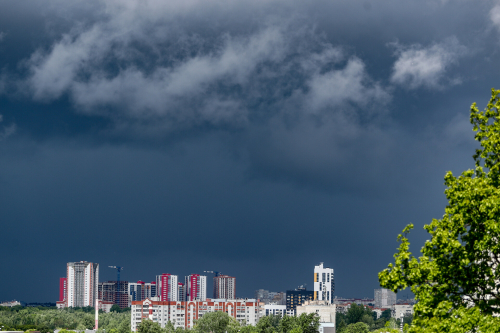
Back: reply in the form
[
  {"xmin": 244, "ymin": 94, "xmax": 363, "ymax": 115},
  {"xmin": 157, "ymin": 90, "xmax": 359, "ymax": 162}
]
[
  {"xmin": 24, "ymin": 11, "xmax": 391, "ymax": 134},
  {"xmin": 0, "ymin": 117, "xmax": 16, "ymax": 141},
  {"xmin": 389, "ymin": 37, "xmax": 467, "ymax": 90},
  {"xmin": 0, "ymin": 31, "xmax": 5, "ymax": 42}
]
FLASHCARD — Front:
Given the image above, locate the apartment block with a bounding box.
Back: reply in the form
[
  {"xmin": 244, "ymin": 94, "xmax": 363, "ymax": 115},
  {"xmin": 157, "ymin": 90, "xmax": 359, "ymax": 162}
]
[
  {"xmin": 156, "ymin": 274, "xmax": 179, "ymax": 301},
  {"xmin": 65, "ymin": 261, "xmax": 99, "ymax": 307},
  {"xmin": 130, "ymin": 298, "xmax": 261, "ymax": 330},
  {"xmin": 129, "ymin": 281, "xmax": 157, "ymax": 304},
  {"xmin": 374, "ymin": 288, "xmax": 397, "ymax": 308},
  {"xmin": 213, "ymin": 275, "xmax": 236, "ymax": 299},
  {"xmin": 286, "ymin": 287, "xmax": 314, "ymax": 315},
  {"xmin": 185, "ymin": 274, "xmax": 207, "ymax": 301}
]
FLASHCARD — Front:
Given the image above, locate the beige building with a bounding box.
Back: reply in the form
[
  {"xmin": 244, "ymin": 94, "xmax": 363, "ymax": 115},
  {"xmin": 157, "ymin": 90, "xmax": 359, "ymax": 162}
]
[
  {"xmin": 296, "ymin": 300, "xmax": 336, "ymax": 326},
  {"xmin": 391, "ymin": 304, "xmax": 413, "ymax": 318}
]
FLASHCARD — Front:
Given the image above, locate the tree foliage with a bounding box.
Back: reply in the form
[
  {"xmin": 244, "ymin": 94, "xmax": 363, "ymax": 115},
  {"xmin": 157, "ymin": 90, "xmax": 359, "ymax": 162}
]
[
  {"xmin": 379, "ymin": 88, "xmax": 500, "ymax": 332},
  {"xmin": 0, "ymin": 306, "xmax": 130, "ymax": 332},
  {"xmin": 193, "ymin": 312, "xmax": 239, "ymax": 333}
]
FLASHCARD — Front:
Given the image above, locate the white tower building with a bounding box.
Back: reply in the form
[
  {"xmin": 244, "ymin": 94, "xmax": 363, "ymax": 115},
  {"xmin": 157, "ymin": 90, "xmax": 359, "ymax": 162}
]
[
  {"xmin": 66, "ymin": 261, "xmax": 99, "ymax": 307},
  {"xmin": 313, "ymin": 263, "xmax": 334, "ymax": 303}
]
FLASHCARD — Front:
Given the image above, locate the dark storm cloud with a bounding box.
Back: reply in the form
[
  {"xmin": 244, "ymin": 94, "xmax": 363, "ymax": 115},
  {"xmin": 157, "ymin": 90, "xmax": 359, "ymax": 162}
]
[{"xmin": 1, "ymin": 0, "xmax": 500, "ymax": 301}]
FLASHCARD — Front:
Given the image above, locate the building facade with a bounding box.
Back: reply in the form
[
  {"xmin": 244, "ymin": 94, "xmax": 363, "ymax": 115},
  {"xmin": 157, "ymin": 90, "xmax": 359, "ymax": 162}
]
[
  {"xmin": 59, "ymin": 278, "xmax": 67, "ymax": 303},
  {"xmin": 374, "ymin": 289, "xmax": 397, "ymax": 308},
  {"xmin": 185, "ymin": 274, "xmax": 207, "ymax": 301},
  {"xmin": 213, "ymin": 275, "xmax": 236, "ymax": 299},
  {"xmin": 98, "ymin": 281, "xmax": 129, "ymax": 308},
  {"xmin": 130, "ymin": 298, "xmax": 260, "ymax": 330},
  {"xmin": 177, "ymin": 283, "xmax": 185, "ymax": 302},
  {"xmin": 66, "ymin": 261, "xmax": 99, "ymax": 308},
  {"xmin": 156, "ymin": 274, "xmax": 179, "ymax": 301},
  {"xmin": 128, "ymin": 281, "xmax": 157, "ymax": 304},
  {"xmin": 313, "ymin": 263, "xmax": 334, "ymax": 303},
  {"xmin": 263, "ymin": 304, "xmax": 287, "ymax": 317},
  {"xmin": 391, "ymin": 304, "xmax": 414, "ymax": 318},
  {"xmin": 296, "ymin": 300, "xmax": 336, "ymax": 324},
  {"xmin": 286, "ymin": 287, "xmax": 314, "ymax": 315}
]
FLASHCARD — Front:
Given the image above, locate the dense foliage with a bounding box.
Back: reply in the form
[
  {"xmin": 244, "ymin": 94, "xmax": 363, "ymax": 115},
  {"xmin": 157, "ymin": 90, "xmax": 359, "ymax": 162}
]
[
  {"xmin": 335, "ymin": 304, "xmax": 405, "ymax": 333},
  {"xmin": 0, "ymin": 306, "xmax": 129, "ymax": 333},
  {"xmin": 379, "ymin": 89, "xmax": 500, "ymax": 332},
  {"xmin": 0, "ymin": 304, "xmax": 406, "ymax": 333}
]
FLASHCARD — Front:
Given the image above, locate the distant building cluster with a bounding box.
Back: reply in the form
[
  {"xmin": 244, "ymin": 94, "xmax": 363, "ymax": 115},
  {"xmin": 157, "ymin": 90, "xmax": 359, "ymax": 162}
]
[
  {"xmin": 56, "ymin": 262, "xmax": 235, "ymax": 310},
  {"xmin": 0, "ymin": 300, "xmax": 21, "ymax": 307},
  {"xmin": 53, "ymin": 260, "xmax": 414, "ymax": 332}
]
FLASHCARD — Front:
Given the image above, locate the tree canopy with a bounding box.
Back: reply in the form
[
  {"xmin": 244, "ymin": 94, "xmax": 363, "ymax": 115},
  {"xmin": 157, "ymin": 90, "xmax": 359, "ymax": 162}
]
[{"xmin": 379, "ymin": 89, "xmax": 500, "ymax": 332}]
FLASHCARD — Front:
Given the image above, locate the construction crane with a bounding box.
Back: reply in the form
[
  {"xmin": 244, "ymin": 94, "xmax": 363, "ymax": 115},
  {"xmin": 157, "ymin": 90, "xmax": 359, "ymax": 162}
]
[
  {"xmin": 109, "ymin": 266, "xmax": 124, "ymax": 308},
  {"xmin": 203, "ymin": 270, "xmax": 221, "ymax": 277}
]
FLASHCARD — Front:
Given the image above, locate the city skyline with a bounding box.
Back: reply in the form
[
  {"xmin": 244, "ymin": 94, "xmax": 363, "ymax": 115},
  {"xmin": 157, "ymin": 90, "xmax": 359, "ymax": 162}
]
[{"xmin": 2, "ymin": 0, "xmax": 500, "ymax": 303}]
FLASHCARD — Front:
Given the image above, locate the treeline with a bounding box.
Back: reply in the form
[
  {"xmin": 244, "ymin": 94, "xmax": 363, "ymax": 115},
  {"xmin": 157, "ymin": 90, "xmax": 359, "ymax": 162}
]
[
  {"xmin": 335, "ymin": 303, "xmax": 413, "ymax": 333},
  {"xmin": 0, "ymin": 305, "xmax": 413, "ymax": 333},
  {"xmin": 0, "ymin": 306, "xmax": 130, "ymax": 333},
  {"xmin": 136, "ymin": 312, "xmax": 320, "ymax": 333}
]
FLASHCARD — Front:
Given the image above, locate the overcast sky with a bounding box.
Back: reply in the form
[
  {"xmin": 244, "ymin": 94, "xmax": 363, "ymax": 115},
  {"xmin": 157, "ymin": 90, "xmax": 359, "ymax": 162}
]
[{"xmin": 1, "ymin": 0, "xmax": 500, "ymax": 303}]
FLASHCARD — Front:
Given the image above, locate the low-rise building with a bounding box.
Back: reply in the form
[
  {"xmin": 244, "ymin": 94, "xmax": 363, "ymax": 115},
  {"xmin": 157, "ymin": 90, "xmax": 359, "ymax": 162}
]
[
  {"xmin": 296, "ymin": 300, "xmax": 336, "ymax": 325},
  {"xmin": 392, "ymin": 304, "xmax": 413, "ymax": 318},
  {"xmin": 263, "ymin": 304, "xmax": 287, "ymax": 317},
  {"xmin": 131, "ymin": 298, "xmax": 261, "ymax": 330},
  {"xmin": 0, "ymin": 301, "xmax": 21, "ymax": 307}
]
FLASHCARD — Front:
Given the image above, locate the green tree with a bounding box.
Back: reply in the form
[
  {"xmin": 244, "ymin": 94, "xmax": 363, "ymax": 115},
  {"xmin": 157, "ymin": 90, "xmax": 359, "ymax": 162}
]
[
  {"xmin": 255, "ymin": 315, "xmax": 280, "ymax": 333},
  {"xmin": 239, "ymin": 325, "xmax": 259, "ymax": 333},
  {"xmin": 194, "ymin": 311, "xmax": 239, "ymax": 333},
  {"xmin": 379, "ymin": 88, "xmax": 500, "ymax": 332},
  {"xmin": 117, "ymin": 319, "xmax": 130, "ymax": 333},
  {"xmin": 341, "ymin": 322, "xmax": 368, "ymax": 333},
  {"xmin": 137, "ymin": 320, "xmax": 163, "ymax": 333},
  {"xmin": 110, "ymin": 305, "xmax": 121, "ymax": 313},
  {"xmin": 294, "ymin": 313, "xmax": 319, "ymax": 333},
  {"xmin": 163, "ymin": 321, "xmax": 175, "ymax": 333},
  {"xmin": 344, "ymin": 304, "xmax": 372, "ymax": 325}
]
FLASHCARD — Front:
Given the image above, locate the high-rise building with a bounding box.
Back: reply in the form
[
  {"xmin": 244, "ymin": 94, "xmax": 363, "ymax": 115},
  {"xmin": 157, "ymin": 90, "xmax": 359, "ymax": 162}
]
[
  {"xmin": 177, "ymin": 282, "xmax": 185, "ymax": 302},
  {"xmin": 286, "ymin": 286, "xmax": 314, "ymax": 315},
  {"xmin": 129, "ymin": 281, "xmax": 157, "ymax": 304},
  {"xmin": 59, "ymin": 278, "xmax": 67, "ymax": 302},
  {"xmin": 374, "ymin": 288, "xmax": 397, "ymax": 308},
  {"xmin": 156, "ymin": 274, "xmax": 178, "ymax": 301},
  {"xmin": 98, "ymin": 281, "xmax": 129, "ymax": 308},
  {"xmin": 66, "ymin": 261, "xmax": 99, "ymax": 307},
  {"xmin": 213, "ymin": 275, "xmax": 236, "ymax": 299},
  {"xmin": 185, "ymin": 274, "xmax": 207, "ymax": 301},
  {"xmin": 313, "ymin": 263, "xmax": 334, "ymax": 303},
  {"xmin": 255, "ymin": 289, "xmax": 269, "ymax": 301}
]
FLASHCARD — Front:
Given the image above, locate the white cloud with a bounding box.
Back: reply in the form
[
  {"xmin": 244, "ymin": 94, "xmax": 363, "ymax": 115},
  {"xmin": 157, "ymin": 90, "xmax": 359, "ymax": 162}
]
[
  {"xmin": 491, "ymin": 3, "xmax": 500, "ymax": 31},
  {"xmin": 390, "ymin": 37, "xmax": 467, "ymax": 89},
  {"xmin": 304, "ymin": 57, "xmax": 390, "ymax": 113}
]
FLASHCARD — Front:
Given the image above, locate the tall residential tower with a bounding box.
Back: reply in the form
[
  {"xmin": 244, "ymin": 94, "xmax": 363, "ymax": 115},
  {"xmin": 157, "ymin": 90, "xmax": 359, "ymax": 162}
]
[
  {"xmin": 185, "ymin": 274, "xmax": 207, "ymax": 301},
  {"xmin": 313, "ymin": 262, "xmax": 334, "ymax": 303},
  {"xmin": 156, "ymin": 274, "xmax": 179, "ymax": 301},
  {"xmin": 66, "ymin": 261, "xmax": 99, "ymax": 307},
  {"xmin": 213, "ymin": 275, "xmax": 236, "ymax": 299}
]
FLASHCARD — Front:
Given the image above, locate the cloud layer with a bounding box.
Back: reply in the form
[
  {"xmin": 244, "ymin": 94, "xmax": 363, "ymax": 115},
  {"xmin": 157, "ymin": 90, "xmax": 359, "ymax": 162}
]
[{"xmin": 26, "ymin": 12, "xmax": 390, "ymax": 134}]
